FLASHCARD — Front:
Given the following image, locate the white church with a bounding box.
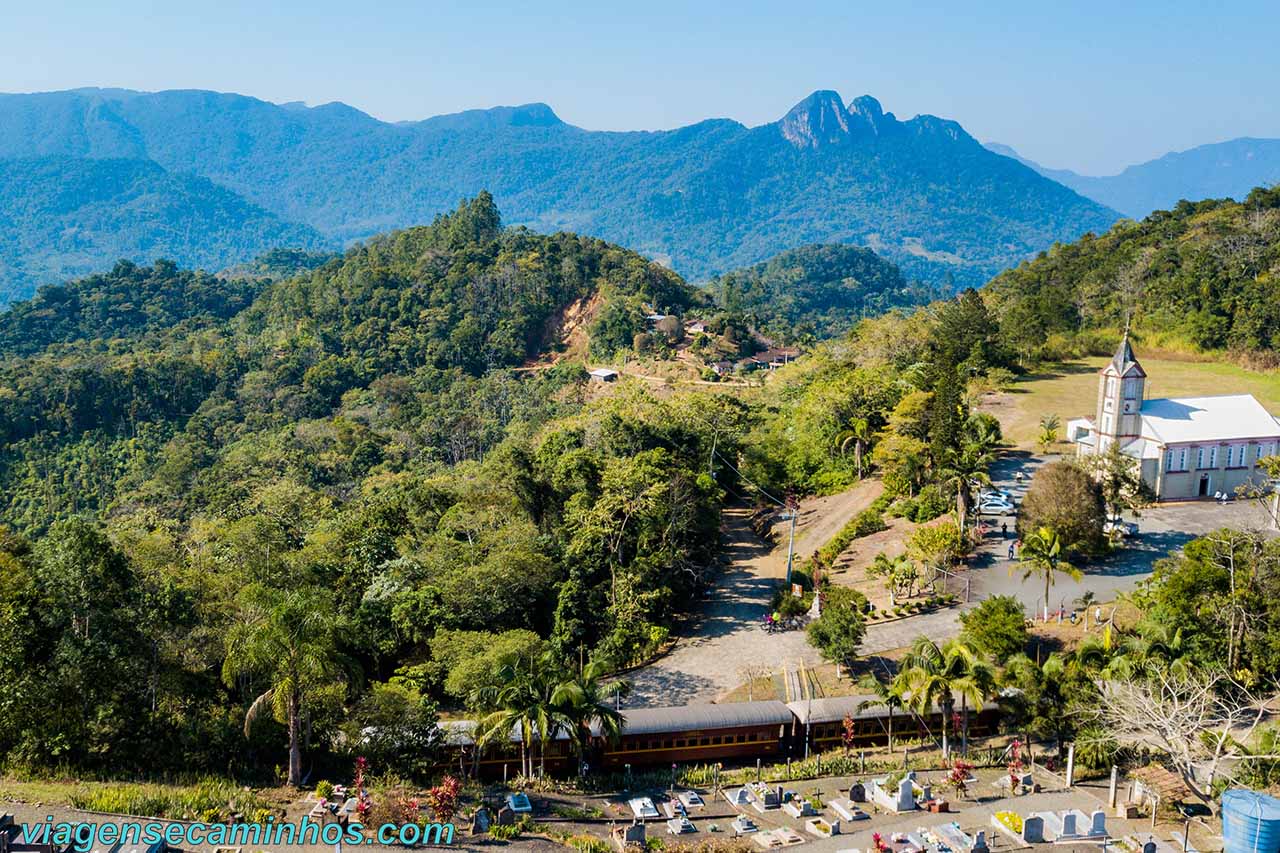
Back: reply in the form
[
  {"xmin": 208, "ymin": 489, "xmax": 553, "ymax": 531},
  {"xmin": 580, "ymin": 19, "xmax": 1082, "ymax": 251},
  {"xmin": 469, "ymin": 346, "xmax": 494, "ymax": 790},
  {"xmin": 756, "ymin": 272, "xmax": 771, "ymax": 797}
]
[{"xmin": 1067, "ymin": 337, "xmax": 1280, "ymax": 501}]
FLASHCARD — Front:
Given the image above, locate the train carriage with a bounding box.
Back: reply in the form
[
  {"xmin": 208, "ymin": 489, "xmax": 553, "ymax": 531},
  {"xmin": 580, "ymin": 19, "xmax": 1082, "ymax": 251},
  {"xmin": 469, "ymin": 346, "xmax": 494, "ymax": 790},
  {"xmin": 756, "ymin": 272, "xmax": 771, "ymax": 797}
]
[
  {"xmin": 787, "ymin": 693, "xmax": 1002, "ymax": 757},
  {"xmin": 597, "ymin": 701, "xmax": 793, "ymax": 768}
]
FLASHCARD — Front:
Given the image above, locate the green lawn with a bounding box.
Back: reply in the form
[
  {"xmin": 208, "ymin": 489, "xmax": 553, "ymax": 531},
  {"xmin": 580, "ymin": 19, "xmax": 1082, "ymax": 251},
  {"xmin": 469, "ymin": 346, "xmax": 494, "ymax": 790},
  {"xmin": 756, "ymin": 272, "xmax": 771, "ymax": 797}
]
[{"xmin": 984, "ymin": 357, "xmax": 1280, "ymax": 449}]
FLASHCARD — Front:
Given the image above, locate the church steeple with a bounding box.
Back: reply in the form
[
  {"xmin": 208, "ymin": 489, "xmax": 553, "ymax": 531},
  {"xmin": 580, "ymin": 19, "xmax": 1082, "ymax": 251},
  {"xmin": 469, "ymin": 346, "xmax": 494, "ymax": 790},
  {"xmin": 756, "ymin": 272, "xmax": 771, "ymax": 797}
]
[
  {"xmin": 1095, "ymin": 332, "xmax": 1146, "ymax": 448},
  {"xmin": 1108, "ymin": 323, "xmax": 1145, "ymax": 379}
]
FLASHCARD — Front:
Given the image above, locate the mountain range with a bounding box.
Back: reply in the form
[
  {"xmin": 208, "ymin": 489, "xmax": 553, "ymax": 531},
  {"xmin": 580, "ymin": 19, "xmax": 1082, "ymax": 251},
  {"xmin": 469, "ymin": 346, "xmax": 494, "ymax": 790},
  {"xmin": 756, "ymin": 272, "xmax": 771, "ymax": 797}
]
[
  {"xmin": 985, "ymin": 138, "xmax": 1280, "ymax": 219},
  {"xmin": 0, "ymin": 87, "xmax": 1120, "ymax": 303},
  {"xmin": 0, "ymin": 156, "xmax": 330, "ymax": 304}
]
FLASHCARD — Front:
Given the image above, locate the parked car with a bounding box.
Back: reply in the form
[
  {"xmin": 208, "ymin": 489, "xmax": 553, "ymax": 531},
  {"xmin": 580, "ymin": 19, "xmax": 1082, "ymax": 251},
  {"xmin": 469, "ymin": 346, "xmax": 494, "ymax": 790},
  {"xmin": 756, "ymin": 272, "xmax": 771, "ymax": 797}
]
[
  {"xmin": 977, "ymin": 495, "xmax": 1017, "ymax": 515},
  {"xmin": 1105, "ymin": 517, "xmax": 1139, "ymax": 538}
]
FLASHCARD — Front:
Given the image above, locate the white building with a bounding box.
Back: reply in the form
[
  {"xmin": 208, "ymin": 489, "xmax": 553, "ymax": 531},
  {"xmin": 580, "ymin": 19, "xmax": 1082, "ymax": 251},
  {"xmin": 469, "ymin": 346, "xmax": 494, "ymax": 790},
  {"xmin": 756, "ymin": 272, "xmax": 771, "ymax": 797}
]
[{"xmin": 1067, "ymin": 337, "xmax": 1280, "ymax": 500}]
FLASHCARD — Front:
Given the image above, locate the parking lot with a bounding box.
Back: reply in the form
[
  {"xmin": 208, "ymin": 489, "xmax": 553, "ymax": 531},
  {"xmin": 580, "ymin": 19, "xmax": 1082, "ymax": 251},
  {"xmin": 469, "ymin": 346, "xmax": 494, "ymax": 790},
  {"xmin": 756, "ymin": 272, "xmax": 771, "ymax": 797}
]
[{"xmin": 965, "ymin": 452, "xmax": 1277, "ymax": 615}]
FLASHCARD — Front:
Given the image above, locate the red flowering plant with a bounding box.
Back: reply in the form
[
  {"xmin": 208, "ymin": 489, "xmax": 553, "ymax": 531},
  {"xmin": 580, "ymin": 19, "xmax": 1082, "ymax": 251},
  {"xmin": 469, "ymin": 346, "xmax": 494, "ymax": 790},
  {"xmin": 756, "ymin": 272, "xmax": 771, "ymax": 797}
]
[
  {"xmin": 841, "ymin": 714, "xmax": 856, "ymax": 755},
  {"xmin": 1007, "ymin": 739, "xmax": 1025, "ymax": 795},
  {"xmin": 354, "ymin": 756, "xmax": 373, "ymax": 820},
  {"xmin": 946, "ymin": 758, "xmax": 974, "ymax": 799},
  {"xmin": 425, "ymin": 776, "xmax": 461, "ymax": 823}
]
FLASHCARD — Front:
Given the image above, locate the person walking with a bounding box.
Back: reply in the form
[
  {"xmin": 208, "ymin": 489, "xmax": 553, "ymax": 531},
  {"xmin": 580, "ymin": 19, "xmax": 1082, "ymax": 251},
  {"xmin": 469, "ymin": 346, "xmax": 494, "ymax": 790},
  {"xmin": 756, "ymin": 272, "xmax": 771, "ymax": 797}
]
[
  {"xmin": 1001, "ymin": 522, "xmax": 1008, "ymax": 538},
  {"xmin": 1007, "ymin": 542, "xmax": 1015, "ymax": 560}
]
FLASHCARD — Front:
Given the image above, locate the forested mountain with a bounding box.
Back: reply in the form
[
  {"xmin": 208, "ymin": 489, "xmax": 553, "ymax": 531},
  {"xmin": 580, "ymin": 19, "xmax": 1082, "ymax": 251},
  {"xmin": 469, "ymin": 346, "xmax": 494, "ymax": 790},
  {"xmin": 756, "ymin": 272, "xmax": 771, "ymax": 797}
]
[
  {"xmin": 986, "ymin": 138, "xmax": 1280, "ymax": 219},
  {"xmin": 0, "ymin": 196, "xmax": 738, "ymax": 772},
  {"xmin": 982, "ymin": 185, "xmax": 1280, "ymax": 362},
  {"xmin": 0, "ymin": 87, "xmax": 1119, "ymax": 302},
  {"xmin": 0, "ymin": 258, "xmax": 265, "ymax": 356},
  {"xmin": 0, "ymin": 156, "xmax": 331, "ymax": 303},
  {"xmin": 710, "ymin": 243, "xmax": 940, "ymax": 341}
]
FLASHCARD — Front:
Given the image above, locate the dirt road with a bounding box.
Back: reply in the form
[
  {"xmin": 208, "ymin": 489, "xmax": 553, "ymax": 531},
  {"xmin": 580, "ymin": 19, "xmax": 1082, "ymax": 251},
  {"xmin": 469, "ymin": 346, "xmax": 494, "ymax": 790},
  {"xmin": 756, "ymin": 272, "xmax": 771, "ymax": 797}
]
[{"xmin": 623, "ymin": 481, "xmax": 885, "ymax": 707}]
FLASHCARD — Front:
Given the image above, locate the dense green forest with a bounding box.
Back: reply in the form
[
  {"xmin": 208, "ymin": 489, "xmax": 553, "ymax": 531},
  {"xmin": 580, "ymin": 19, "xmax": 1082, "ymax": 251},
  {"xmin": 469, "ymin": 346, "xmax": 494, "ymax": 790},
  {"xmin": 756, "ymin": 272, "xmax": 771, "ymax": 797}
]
[
  {"xmin": 7, "ymin": 185, "xmax": 1279, "ymax": 793},
  {"xmin": 711, "ymin": 243, "xmax": 941, "ymax": 341},
  {"xmin": 983, "ymin": 185, "xmax": 1280, "ymax": 363},
  {"xmin": 0, "ymin": 156, "xmax": 332, "ymax": 305},
  {"xmin": 0, "ymin": 259, "xmax": 264, "ymax": 355},
  {"xmin": 0, "ymin": 196, "xmax": 739, "ymax": 779},
  {"xmin": 0, "ymin": 188, "xmax": 1025, "ymax": 782}
]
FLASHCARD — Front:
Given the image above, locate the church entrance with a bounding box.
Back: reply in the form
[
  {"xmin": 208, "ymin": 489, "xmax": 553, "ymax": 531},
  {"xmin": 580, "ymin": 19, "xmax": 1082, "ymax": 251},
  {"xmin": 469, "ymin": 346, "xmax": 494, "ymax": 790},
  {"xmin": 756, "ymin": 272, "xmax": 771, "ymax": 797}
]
[{"xmin": 1198, "ymin": 474, "xmax": 1211, "ymax": 497}]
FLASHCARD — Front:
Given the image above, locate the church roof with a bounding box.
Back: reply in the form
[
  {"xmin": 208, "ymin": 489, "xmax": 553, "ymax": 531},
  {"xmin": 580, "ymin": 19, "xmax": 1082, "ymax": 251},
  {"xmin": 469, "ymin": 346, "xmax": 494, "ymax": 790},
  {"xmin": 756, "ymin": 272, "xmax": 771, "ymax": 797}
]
[
  {"xmin": 1139, "ymin": 394, "xmax": 1280, "ymax": 444},
  {"xmin": 1104, "ymin": 335, "xmax": 1145, "ymax": 377}
]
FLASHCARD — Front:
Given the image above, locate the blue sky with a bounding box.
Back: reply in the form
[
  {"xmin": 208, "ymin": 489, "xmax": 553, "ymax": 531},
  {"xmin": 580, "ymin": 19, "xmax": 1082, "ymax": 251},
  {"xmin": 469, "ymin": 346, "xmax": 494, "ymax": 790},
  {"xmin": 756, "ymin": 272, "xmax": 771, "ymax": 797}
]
[{"xmin": 7, "ymin": 0, "xmax": 1279, "ymax": 174}]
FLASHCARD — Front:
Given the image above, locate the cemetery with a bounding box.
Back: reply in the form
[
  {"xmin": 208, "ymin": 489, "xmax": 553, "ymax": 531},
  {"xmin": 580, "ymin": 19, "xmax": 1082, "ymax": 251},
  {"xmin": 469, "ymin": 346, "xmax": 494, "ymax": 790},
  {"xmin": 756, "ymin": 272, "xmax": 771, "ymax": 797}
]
[{"xmin": 484, "ymin": 762, "xmax": 1186, "ymax": 853}]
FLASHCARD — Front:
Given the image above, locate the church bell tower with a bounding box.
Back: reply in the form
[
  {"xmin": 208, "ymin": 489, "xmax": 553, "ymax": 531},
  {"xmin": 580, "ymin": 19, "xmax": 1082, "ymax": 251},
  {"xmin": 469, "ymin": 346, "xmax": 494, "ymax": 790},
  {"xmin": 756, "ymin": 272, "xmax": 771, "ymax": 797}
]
[{"xmin": 1095, "ymin": 332, "xmax": 1146, "ymax": 451}]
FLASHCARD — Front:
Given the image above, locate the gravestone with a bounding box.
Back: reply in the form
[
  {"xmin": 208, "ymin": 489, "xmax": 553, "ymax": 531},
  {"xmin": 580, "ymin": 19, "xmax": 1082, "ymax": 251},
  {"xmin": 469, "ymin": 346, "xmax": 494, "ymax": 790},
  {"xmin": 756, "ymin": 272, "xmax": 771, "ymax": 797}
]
[
  {"xmin": 1142, "ymin": 841, "xmax": 1157, "ymax": 853},
  {"xmin": 621, "ymin": 822, "xmax": 646, "ymax": 845},
  {"xmin": 850, "ymin": 782, "xmax": 866, "ymax": 802},
  {"xmin": 1061, "ymin": 811, "xmax": 1078, "ymax": 838},
  {"xmin": 895, "ymin": 777, "xmax": 915, "ymax": 812},
  {"xmin": 496, "ymin": 805, "xmax": 516, "ymax": 826},
  {"xmin": 1090, "ymin": 810, "xmax": 1107, "ymax": 837},
  {"xmin": 970, "ymin": 830, "xmax": 989, "ymax": 853},
  {"xmin": 920, "ymin": 784, "xmax": 932, "ymax": 803},
  {"xmin": 470, "ymin": 807, "xmax": 491, "ymax": 835},
  {"xmin": 1021, "ymin": 815, "xmax": 1045, "ymax": 844}
]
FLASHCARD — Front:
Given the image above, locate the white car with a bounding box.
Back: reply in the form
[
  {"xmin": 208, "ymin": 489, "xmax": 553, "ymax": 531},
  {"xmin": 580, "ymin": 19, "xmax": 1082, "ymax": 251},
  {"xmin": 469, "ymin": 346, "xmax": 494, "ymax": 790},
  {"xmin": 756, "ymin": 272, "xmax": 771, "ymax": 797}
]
[
  {"xmin": 1105, "ymin": 518, "xmax": 1138, "ymax": 538},
  {"xmin": 977, "ymin": 496, "xmax": 1016, "ymax": 515}
]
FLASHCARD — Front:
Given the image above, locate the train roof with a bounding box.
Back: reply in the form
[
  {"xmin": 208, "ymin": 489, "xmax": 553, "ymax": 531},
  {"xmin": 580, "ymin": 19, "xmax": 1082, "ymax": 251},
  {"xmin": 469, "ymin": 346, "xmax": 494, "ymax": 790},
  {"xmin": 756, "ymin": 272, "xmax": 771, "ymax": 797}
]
[
  {"xmin": 787, "ymin": 693, "xmax": 999, "ymax": 725},
  {"xmin": 440, "ymin": 719, "xmax": 572, "ymax": 746},
  {"xmin": 616, "ymin": 701, "xmax": 792, "ymax": 736}
]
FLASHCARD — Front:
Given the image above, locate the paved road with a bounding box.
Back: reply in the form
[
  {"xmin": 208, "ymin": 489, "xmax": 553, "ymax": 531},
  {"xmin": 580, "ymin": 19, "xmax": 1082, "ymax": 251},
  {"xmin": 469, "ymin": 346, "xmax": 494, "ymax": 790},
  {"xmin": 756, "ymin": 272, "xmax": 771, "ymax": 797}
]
[
  {"xmin": 625, "ymin": 450, "xmax": 1273, "ymax": 707},
  {"xmin": 965, "ymin": 451, "xmax": 1275, "ymax": 617}
]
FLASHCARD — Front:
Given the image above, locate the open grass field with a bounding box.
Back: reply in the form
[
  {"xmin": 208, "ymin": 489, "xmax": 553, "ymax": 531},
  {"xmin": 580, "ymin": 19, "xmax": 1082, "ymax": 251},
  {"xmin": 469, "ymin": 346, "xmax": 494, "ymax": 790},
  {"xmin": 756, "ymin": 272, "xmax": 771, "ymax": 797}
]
[{"xmin": 981, "ymin": 356, "xmax": 1280, "ymax": 449}]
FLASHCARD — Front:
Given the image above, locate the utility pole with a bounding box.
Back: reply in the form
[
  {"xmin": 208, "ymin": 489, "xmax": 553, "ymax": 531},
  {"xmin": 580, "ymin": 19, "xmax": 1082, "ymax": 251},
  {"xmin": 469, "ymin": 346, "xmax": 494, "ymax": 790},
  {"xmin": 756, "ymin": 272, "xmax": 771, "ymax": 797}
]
[{"xmin": 783, "ymin": 495, "xmax": 799, "ymax": 587}]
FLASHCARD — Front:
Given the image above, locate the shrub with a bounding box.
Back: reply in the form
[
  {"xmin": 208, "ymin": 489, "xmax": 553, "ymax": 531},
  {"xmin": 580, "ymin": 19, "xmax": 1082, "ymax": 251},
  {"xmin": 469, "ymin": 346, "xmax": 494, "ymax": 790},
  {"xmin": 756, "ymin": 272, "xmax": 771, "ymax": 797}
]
[
  {"xmin": 315, "ymin": 780, "xmax": 334, "ymax": 801},
  {"xmin": 489, "ymin": 823, "xmax": 521, "ymax": 841},
  {"xmin": 959, "ymin": 595, "xmax": 1029, "ymax": 663}
]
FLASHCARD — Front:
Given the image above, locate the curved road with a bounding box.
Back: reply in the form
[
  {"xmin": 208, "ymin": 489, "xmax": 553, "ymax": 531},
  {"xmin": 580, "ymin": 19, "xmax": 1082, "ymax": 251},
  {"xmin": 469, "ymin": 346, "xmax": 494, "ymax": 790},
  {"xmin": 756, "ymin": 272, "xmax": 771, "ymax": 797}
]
[{"xmin": 623, "ymin": 481, "xmax": 961, "ymax": 707}]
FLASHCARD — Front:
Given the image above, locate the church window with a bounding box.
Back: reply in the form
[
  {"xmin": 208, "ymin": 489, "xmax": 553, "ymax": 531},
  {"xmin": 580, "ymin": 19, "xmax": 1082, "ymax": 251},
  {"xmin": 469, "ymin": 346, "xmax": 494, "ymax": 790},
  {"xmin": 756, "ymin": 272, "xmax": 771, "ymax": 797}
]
[
  {"xmin": 1178, "ymin": 448, "xmax": 1187, "ymax": 470},
  {"xmin": 1196, "ymin": 447, "xmax": 1204, "ymax": 469},
  {"xmin": 1165, "ymin": 449, "xmax": 1174, "ymax": 470},
  {"xmin": 1209, "ymin": 446, "xmax": 1218, "ymax": 468}
]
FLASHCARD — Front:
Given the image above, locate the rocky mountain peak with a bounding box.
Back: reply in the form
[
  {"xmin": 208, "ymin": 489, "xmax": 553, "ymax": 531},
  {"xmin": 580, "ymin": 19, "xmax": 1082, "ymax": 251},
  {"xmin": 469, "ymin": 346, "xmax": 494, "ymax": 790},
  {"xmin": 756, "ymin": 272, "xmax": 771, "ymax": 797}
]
[
  {"xmin": 847, "ymin": 95, "xmax": 896, "ymax": 135},
  {"xmin": 778, "ymin": 90, "xmax": 851, "ymax": 149}
]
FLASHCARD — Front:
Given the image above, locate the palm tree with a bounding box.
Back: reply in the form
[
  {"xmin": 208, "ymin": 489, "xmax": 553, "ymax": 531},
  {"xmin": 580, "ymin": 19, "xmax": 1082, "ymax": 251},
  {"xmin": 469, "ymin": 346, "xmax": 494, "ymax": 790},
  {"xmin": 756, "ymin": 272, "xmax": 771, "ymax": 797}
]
[
  {"xmin": 472, "ymin": 654, "xmax": 540, "ymax": 778},
  {"xmin": 964, "ymin": 415, "xmax": 1002, "ymax": 457},
  {"xmin": 222, "ymin": 585, "xmax": 346, "ymax": 787},
  {"xmin": 856, "ymin": 674, "xmax": 906, "ymax": 750},
  {"xmin": 553, "ymin": 659, "xmax": 629, "ymax": 770},
  {"xmin": 1037, "ymin": 414, "xmax": 1062, "ymax": 455},
  {"xmin": 1103, "ymin": 624, "xmax": 1193, "ymax": 680},
  {"xmin": 938, "ymin": 443, "xmax": 995, "ymax": 533},
  {"xmin": 897, "ymin": 637, "xmax": 993, "ymax": 758},
  {"xmin": 943, "ymin": 642, "xmax": 997, "ymax": 754},
  {"xmin": 1015, "ymin": 526, "xmax": 1083, "ymax": 620},
  {"xmin": 1076, "ymin": 590, "xmax": 1098, "ymax": 630},
  {"xmin": 836, "ymin": 417, "xmax": 873, "ymax": 480}
]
